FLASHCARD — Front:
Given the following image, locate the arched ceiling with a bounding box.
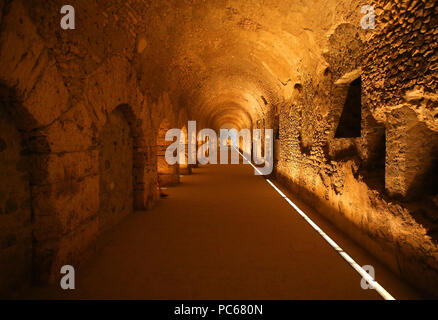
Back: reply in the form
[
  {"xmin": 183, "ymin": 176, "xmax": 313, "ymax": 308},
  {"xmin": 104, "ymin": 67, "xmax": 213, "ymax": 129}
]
[
  {"xmin": 29, "ymin": 0, "xmax": 365, "ymax": 130},
  {"xmin": 133, "ymin": 0, "xmax": 364, "ymax": 129}
]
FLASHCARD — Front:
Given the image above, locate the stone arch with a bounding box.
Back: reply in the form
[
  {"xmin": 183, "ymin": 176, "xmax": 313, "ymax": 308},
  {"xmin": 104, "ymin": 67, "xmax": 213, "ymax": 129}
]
[
  {"xmin": 156, "ymin": 119, "xmax": 180, "ymax": 187},
  {"xmin": 83, "ymin": 55, "xmax": 154, "ymax": 212},
  {"xmin": 98, "ymin": 104, "xmax": 146, "ymax": 234},
  {"xmin": 116, "ymin": 104, "xmax": 151, "ymax": 212}
]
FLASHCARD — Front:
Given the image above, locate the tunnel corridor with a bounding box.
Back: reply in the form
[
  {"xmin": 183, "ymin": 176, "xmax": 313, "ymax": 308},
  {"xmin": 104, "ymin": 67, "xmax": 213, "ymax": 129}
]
[{"xmin": 0, "ymin": 0, "xmax": 437, "ymax": 300}]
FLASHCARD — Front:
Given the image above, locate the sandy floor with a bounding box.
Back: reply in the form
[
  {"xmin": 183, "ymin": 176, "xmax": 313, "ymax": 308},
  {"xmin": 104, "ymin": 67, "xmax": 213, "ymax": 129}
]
[{"xmin": 24, "ymin": 164, "xmax": 421, "ymax": 299}]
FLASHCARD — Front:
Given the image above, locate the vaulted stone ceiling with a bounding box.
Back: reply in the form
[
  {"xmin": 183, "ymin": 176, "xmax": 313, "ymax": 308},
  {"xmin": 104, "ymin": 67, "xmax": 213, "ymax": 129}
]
[
  {"xmin": 27, "ymin": 0, "xmax": 367, "ymax": 130},
  {"xmin": 133, "ymin": 0, "xmax": 365, "ymax": 130}
]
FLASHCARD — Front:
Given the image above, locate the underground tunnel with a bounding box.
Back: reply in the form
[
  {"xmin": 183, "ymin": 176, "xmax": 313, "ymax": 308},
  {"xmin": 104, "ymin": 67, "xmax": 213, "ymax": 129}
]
[{"xmin": 0, "ymin": 0, "xmax": 437, "ymax": 302}]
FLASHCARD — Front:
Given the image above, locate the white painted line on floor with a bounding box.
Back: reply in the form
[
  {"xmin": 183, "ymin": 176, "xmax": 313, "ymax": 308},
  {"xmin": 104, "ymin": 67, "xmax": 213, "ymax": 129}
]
[{"xmin": 234, "ymin": 147, "xmax": 396, "ymax": 300}]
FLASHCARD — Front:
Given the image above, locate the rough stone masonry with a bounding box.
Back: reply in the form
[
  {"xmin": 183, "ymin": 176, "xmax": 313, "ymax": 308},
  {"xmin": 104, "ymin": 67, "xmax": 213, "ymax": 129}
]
[{"xmin": 0, "ymin": 0, "xmax": 437, "ymax": 297}]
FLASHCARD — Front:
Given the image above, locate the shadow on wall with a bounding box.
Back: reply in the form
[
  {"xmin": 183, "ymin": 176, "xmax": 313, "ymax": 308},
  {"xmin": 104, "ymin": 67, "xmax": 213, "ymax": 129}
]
[
  {"xmin": 326, "ymin": 74, "xmax": 386, "ymax": 193},
  {"xmin": 402, "ymin": 129, "xmax": 438, "ymax": 203},
  {"xmin": 335, "ymin": 77, "xmax": 362, "ymax": 138},
  {"xmin": 0, "ymin": 85, "xmax": 58, "ymax": 295},
  {"xmin": 399, "ymin": 119, "xmax": 438, "ymax": 243}
]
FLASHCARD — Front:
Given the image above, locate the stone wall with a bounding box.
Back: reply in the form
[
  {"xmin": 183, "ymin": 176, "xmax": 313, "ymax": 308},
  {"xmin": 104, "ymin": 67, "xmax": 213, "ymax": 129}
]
[
  {"xmin": 274, "ymin": 0, "xmax": 438, "ymax": 297},
  {"xmin": 0, "ymin": 1, "xmax": 163, "ymax": 293}
]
